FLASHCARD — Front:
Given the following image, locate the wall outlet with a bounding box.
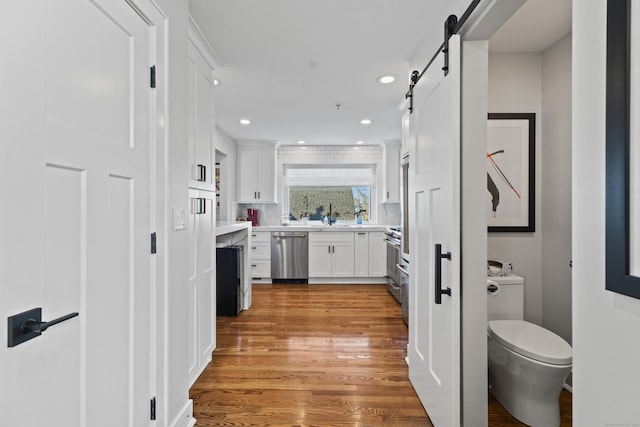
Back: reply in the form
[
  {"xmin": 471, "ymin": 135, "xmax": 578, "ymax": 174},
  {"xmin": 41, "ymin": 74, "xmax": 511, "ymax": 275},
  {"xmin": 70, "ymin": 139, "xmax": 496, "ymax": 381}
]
[{"xmin": 173, "ymin": 208, "xmax": 187, "ymax": 231}]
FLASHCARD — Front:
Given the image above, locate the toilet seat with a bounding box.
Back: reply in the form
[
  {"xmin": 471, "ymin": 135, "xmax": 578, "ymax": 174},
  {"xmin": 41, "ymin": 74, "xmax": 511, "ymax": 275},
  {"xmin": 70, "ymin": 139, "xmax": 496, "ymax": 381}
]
[{"xmin": 488, "ymin": 320, "xmax": 572, "ymax": 365}]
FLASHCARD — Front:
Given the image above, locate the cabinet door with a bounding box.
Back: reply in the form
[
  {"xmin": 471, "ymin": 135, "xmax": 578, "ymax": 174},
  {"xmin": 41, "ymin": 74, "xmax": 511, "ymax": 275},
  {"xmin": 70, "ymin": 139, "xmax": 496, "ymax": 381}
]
[
  {"xmin": 354, "ymin": 232, "xmax": 369, "ymax": 277},
  {"xmin": 385, "ymin": 144, "xmax": 401, "ymax": 203},
  {"xmin": 188, "ymin": 189, "xmax": 215, "ymax": 386},
  {"xmin": 256, "ymin": 153, "xmax": 275, "ymax": 202},
  {"xmin": 238, "ymin": 149, "xmax": 259, "ymax": 202},
  {"xmin": 368, "ymin": 231, "xmax": 387, "ymax": 277},
  {"xmin": 308, "ymin": 239, "xmax": 333, "ymax": 277},
  {"xmin": 331, "ymin": 233, "xmax": 355, "ymax": 277},
  {"xmin": 188, "ymin": 41, "xmax": 215, "ymax": 191},
  {"xmin": 197, "ymin": 192, "xmax": 216, "ymax": 365}
]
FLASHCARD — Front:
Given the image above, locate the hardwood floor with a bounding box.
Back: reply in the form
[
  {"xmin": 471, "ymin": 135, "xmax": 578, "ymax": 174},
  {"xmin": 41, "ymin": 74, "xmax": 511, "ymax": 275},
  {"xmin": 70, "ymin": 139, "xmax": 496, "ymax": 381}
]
[
  {"xmin": 488, "ymin": 389, "xmax": 573, "ymax": 427},
  {"xmin": 191, "ymin": 284, "xmax": 431, "ymax": 426},
  {"xmin": 191, "ymin": 283, "xmax": 572, "ymax": 426}
]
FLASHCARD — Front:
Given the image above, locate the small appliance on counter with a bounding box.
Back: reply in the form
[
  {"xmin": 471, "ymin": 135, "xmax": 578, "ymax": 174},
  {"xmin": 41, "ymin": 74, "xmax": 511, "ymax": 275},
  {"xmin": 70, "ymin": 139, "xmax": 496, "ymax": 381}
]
[{"xmin": 247, "ymin": 208, "xmax": 259, "ymax": 226}]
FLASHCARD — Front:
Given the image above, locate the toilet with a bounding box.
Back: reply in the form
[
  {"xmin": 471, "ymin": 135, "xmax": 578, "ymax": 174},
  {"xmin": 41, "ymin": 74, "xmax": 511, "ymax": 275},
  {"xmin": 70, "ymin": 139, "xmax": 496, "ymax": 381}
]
[{"xmin": 487, "ymin": 275, "xmax": 572, "ymax": 427}]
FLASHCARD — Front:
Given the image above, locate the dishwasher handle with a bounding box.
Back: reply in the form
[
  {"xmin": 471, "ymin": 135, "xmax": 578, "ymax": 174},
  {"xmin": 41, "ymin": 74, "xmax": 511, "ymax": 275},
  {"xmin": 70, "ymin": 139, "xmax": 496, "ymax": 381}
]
[{"xmin": 272, "ymin": 232, "xmax": 307, "ymax": 238}]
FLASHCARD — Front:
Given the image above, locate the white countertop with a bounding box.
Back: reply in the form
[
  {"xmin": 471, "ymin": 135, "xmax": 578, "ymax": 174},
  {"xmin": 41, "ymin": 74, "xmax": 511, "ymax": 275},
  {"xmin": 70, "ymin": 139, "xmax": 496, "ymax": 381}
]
[
  {"xmin": 215, "ymin": 221, "xmax": 252, "ymax": 236},
  {"xmin": 251, "ymin": 224, "xmax": 388, "ymax": 232}
]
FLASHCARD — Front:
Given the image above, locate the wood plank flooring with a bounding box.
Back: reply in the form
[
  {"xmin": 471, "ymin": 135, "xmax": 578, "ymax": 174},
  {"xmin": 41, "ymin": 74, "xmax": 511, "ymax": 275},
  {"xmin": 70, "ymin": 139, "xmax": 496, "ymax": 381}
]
[{"xmin": 190, "ymin": 283, "xmax": 572, "ymax": 426}]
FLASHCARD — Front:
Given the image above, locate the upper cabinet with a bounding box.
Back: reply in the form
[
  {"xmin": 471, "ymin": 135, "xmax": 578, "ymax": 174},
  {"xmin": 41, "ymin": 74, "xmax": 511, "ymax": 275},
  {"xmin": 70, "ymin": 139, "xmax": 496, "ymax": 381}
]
[
  {"xmin": 188, "ymin": 20, "xmax": 219, "ymax": 191},
  {"xmin": 384, "ymin": 142, "xmax": 401, "ymax": 203},
  {"xmin": 237, "ymin": 142, "xmax": 277, "ymax": 203}
]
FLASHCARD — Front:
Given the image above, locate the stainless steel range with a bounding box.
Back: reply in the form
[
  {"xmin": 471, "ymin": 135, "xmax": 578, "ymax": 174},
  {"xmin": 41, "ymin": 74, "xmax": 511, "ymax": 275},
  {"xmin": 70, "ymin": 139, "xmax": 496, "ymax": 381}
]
[{"xmin": 384, "ymin": 227, "xmax": 402, "ymax": 303}]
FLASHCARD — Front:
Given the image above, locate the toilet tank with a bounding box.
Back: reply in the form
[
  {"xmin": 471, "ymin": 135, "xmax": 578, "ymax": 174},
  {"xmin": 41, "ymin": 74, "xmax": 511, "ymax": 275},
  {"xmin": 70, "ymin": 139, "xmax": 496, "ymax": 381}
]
[{"xmin": 487, "ymin": 274, "xmax": 524, "ymax": 321}]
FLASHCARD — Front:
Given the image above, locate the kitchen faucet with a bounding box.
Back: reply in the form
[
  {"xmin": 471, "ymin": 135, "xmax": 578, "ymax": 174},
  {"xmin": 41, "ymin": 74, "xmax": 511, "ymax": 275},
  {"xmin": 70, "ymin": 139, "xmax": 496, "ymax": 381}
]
[{"xmin": 328, "ymin": 203, "xmax": 335, "ymax": 225}]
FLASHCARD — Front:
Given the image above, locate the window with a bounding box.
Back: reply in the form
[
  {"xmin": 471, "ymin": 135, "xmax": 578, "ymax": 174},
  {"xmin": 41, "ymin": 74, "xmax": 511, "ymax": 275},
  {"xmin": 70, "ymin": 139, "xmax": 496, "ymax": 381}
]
[
  {"xmin": 289, "ymin": 186, "xmax": 370, "ymax": 221},
  {"xmin": 284, "ymin": 166, "xmax": 375, "ymax": 222}
]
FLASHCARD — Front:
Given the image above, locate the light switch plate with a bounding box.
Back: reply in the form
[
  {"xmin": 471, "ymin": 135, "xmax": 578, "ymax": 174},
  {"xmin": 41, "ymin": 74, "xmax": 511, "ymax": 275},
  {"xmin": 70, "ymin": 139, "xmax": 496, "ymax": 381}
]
[{"xmin": 173, "ymin": 208, "xmax": 186, "ymax": 231}]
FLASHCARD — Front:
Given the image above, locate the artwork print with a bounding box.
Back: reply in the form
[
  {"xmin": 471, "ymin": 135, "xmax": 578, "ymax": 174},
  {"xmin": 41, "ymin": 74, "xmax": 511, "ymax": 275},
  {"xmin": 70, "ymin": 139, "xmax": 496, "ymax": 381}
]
[{"xmin": 487, "ymin": 113, "xmax": 535, "ymax": 232}]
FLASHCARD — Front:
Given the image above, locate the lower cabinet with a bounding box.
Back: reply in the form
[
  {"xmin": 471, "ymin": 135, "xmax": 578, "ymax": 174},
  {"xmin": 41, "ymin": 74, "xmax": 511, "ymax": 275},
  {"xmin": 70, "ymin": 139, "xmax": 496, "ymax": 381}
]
[
  {"xmin": 354, "ymin": 232, "xmax": 370, "ymax": 277},
  {"xmin": 250, "ymin": 231, "xmax": 271, "ymax": 280},
  {"xmin": 368, "ymin": 231, "xmax": 387, "ymax": 277},
  {"xmin": 187, "ymin": 189, "xmax": 216, "ymax": 386},
  {"xmin": 308, "ymin": 232, "xmax": 355, "ymax": 278}
]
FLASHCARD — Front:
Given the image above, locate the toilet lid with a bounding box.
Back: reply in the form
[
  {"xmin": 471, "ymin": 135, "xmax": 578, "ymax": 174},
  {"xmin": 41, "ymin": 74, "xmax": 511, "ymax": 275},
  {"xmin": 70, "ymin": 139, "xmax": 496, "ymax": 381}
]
[{"xmin": 488, "ymin": 320, "xmax": 572, "ymax": 365}]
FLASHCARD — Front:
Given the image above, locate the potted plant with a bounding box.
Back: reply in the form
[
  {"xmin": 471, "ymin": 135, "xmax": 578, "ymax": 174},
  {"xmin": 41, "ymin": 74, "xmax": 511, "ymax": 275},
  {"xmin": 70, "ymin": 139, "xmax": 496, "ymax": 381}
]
[{"xmin": 299, "ymin": 195, "xmax": 310, "ymax": 224}]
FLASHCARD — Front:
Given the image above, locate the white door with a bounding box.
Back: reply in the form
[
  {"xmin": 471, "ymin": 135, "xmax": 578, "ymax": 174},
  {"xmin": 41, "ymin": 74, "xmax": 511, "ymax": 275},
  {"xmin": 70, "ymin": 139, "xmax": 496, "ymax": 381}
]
[
  {"xmin": 1, "ymin": 1, "xmax": 156, "ymax": 426},
  {"xmin": 408, "ymin": 35, "xmax": 461, "ymax": 426}
]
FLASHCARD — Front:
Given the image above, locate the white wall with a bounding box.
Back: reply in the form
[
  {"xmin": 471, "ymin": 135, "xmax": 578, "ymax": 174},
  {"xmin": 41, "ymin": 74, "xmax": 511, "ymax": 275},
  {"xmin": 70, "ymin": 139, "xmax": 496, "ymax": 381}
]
[
  {"xmin": 488, "ymin": 53, "xmax": 544, "ymax": 324},
  {"xmin": 541, "ymin": 34, "xmax": 572, "ymax": 346},
  {"xmin": 573, "ymin": 2, "xmax": 640, "ymax": 424}
]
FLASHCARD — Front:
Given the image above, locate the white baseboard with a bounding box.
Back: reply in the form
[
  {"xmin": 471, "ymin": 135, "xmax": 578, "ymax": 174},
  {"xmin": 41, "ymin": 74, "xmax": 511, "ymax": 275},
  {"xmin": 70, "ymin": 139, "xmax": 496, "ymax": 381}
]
[
  {"xmin": 170, "ymin": 399, "xmax": 195, "ymax": 427},
  {"xmin": 308, "ymin": 278, "xmax": 387, "ymax": 284}
]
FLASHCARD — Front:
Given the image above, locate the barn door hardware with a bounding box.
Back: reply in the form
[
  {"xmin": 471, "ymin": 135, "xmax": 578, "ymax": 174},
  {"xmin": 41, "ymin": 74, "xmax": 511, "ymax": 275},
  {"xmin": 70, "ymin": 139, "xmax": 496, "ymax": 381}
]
[
  {"xmin": 442, "ymin": 15, "xmax": 458, "ymax": 76},
  {"xmin": 404, "ymin": 0, "xmax": 482, "ymax": 113},
  {"xmin": 434, "ymin": 243, "xmax": 452, "ymax": 304}
]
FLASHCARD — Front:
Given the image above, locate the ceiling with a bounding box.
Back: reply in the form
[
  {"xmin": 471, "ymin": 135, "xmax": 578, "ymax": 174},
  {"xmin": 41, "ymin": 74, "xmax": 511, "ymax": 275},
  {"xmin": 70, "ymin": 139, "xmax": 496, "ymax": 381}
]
[{"xmin": 188, "ymin": 0, "xmax": 572, "ymax": 147}]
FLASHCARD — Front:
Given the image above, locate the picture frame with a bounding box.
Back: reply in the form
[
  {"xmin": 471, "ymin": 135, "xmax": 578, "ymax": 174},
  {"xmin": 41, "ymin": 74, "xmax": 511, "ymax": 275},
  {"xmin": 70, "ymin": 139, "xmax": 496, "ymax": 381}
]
[
  {"xmin": 487, "ymin": 113, "xmax": 535, "ymax": 232},
  {"xmin": 605, "ymin": 0, "xmax": 640, "ymax": 299}
]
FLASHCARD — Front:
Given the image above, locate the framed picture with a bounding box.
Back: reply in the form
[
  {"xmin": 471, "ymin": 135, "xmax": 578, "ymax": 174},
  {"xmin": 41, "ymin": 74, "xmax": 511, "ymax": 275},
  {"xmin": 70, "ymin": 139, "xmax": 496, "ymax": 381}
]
[
  {"xmin": 487, "ymin": 113, "xmax": 535, "ymax": 232},
  {"xmin": 606, "ymin": 0, "xmax": 640, "ymax": 299}
]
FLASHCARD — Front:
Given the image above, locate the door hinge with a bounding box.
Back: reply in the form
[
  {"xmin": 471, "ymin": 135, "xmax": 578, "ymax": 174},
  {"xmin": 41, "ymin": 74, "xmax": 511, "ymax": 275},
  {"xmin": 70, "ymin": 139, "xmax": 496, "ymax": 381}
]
[
  {"xmin": 151, "ymin": 232, "xmax": 157, "ymax": 254},
  {"xmin": 150, "ymin": 397, "xmax": 156, "ymax": 420},
  {"xmin": 150, "ymin": 65, "xmax": 156, "ymax": 88}
]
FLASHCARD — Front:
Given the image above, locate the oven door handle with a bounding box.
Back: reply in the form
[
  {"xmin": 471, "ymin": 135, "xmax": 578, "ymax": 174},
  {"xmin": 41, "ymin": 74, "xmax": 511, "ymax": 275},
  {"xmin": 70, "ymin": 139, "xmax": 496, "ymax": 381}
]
[
  {"xmin": 385, "ymin": 238, "xmax": 401, "ymax": 248},
  {"xmin": 385, "ymin": 277, "xmax": 401, "ymax": 291},
  {"xmin": 396, "ymin": 264, "xmax": 409, "ymax": 275}
]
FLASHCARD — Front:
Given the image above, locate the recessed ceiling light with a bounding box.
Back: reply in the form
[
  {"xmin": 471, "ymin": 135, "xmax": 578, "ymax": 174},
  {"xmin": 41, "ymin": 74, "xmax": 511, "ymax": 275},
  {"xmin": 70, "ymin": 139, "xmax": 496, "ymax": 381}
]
[
  {"xmin": 239, "ymin": 118, "xmax": 251, "ymax": 125},
  {"xmin": 360, "ymin": 119, "xmax": 372, "ymax": 125},
  {"xmin": 213, "ymin": 78, "xmax": 221, "ymax": 86},
  {"xmin": 355, "ymin": 140, "xmax": 364, "ymax": 145},
  {"xmin": 297, "ymin": 140, "xmax": 306, "ymax": 144},
  {"xmin": 378, "ymin": 75, "xmax": 395, "ymax": 84}
]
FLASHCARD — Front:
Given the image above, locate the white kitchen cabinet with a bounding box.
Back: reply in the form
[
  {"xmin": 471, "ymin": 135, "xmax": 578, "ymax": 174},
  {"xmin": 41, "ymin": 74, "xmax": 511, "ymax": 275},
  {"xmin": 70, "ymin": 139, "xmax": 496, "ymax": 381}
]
[
  {"xmin": 384, "ymin": 142, "xmax": 401, "ymax": 203},
  {"xmin": 187, "ymin": 189, "xmax": 216, "ymax": 386},
  {"xmin": 308, "ymin": 232, "xmax": 355, "ymax": 278},
  {"xmin": 250, "ymin": 231, "xmax": 271, "ymax": 280},
  {"xmin": 368, "ymin": 231, "xmax": 387, "ymax": 277},
  {"xmin": 187, "ymin": 37, "xmax": 217, "ymax": 191},
  {"xmin": 354, "ymin": 232, "xmax": 369, "ymax": 277},
  {"xmin": 237, "ymin": 143, "xmax": 276, "ymax": 203}
]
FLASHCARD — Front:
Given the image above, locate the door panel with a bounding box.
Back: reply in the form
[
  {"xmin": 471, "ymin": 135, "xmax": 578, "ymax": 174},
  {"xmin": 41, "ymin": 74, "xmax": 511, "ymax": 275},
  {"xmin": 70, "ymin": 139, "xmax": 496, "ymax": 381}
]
[
  {"xmin": 408, "ymin": 35, "xmax": 461, "ymax": 427},
  {"xmin": 1, "ymin": 0, "xmax": 156, "ymax": 426}
]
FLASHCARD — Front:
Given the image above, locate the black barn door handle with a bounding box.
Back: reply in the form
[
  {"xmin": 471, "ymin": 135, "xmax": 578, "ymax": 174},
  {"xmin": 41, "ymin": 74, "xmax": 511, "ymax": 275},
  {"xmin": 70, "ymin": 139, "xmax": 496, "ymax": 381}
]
[{"xmin": 435, "ymin": 243, "xmax": 452, "ymax": 304}]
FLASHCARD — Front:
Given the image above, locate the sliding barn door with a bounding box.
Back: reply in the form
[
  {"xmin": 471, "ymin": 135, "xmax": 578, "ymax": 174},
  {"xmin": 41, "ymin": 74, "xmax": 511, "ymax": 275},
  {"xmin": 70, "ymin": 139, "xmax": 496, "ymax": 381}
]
[{"xmin": 408, "ymin": 34, "xmax": 461, "ymax": 426}]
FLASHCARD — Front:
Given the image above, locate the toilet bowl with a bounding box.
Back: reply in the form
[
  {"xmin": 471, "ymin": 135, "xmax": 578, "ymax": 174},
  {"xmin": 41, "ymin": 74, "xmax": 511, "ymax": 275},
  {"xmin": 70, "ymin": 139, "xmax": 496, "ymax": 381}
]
[{"xmin": 488, "ymin": 319, "xmax": 572, "ymax": 427}]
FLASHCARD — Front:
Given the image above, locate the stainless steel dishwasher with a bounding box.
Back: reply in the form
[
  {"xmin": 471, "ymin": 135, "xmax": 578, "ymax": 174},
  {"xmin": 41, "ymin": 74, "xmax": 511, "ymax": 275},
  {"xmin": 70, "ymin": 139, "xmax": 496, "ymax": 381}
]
[{"xmin": 271, "ymin": 231, "xmax": 308, "ymax": 283}]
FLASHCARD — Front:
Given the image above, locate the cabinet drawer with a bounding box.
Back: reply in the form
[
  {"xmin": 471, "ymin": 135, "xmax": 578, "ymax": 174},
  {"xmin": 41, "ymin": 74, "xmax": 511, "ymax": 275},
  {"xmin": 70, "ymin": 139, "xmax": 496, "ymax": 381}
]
[
  {"xmin": 251, "ymin": 231, "xmax": 271, "ymax": 243},
  {"xmin": 251, "ymin": 259, "xmax": 271, "ymax": 278},
  {"xmin": 309, "ymin": 231, "xmax": 354, "ymax": 244},
  {"xmin": 250, "ymin": 242, "xmax": 270, "ymax": 259}
]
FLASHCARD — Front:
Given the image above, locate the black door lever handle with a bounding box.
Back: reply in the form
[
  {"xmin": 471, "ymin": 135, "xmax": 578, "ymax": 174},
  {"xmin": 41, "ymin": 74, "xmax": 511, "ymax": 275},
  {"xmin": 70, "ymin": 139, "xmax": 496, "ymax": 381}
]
[
  {"xmin": 8, "ymin": 308, "xmax": 79, "ymax": 347},
  {"xmin": 21, "ymin": 312, "xmax": 79, "ymax": 333}
]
